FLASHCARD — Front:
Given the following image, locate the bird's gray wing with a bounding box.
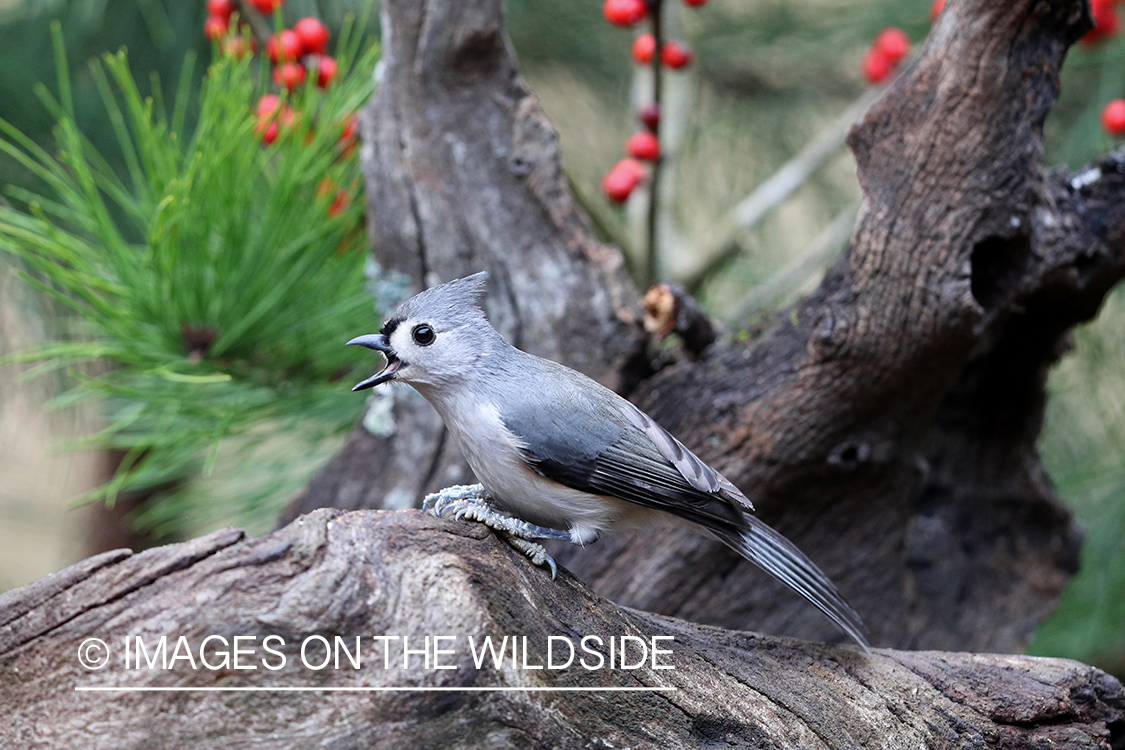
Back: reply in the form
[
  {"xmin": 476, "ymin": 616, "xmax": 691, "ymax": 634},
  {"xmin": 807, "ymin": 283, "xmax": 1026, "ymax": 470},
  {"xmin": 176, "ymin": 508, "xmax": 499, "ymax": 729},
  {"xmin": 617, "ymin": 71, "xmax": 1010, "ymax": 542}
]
[
  {"xmin": 500, "ymin": 382, "xmax": 869, "ymax": 649},
  {"xmin": 500, "ymin": 393, "xmax": 746, "ymax": 532},
  {"xmin": 619, "ymin": 402, "xmax": 752, "ymax": 510}
]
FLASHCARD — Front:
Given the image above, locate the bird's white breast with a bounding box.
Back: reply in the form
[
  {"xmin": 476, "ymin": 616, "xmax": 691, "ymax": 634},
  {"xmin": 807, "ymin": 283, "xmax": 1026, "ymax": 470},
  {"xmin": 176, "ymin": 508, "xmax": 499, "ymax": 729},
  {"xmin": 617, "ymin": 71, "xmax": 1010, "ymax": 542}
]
[{"xmin": 431, "ymin": 396, "xmax": 652, "ymax": 541}]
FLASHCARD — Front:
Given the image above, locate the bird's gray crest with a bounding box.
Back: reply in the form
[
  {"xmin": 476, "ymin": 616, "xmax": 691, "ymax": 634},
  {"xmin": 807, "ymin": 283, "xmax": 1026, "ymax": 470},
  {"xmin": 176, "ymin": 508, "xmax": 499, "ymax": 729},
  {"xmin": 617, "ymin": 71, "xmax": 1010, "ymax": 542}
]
[{"xmin": 393, "ymin": 271, "xmax": 490, "ymax": 327}]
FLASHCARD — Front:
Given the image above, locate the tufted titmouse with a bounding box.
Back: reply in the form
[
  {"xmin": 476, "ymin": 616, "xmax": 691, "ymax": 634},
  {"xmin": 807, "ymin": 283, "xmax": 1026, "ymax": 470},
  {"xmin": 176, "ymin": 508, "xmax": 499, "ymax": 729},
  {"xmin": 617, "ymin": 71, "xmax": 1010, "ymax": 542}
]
[{"xmin": 348, "ymin": 272, "xmax": 867, "ymax": 647}]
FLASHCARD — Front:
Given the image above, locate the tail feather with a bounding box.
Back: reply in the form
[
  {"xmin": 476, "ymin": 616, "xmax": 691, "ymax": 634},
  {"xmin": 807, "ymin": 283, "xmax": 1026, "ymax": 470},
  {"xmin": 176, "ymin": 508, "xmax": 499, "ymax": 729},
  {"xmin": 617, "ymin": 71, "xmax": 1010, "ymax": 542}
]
[{"xmin": 714, "ymin": 516, "xmax": 869, "ymax": 651}]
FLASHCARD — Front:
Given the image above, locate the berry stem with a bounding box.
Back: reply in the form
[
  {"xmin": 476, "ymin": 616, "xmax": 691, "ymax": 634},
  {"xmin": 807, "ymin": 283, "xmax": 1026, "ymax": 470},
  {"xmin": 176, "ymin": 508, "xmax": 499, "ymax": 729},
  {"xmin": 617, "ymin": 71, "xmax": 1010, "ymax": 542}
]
[{"xmin": 644, "ymin": 0, "xmax": 664, "ymax": 288}]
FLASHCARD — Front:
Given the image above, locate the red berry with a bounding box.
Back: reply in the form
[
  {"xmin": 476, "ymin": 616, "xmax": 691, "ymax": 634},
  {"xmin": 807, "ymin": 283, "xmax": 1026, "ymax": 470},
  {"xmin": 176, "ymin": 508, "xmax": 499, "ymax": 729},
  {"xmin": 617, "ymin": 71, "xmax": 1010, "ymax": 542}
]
[
  {"xmin": 204, "ymin": 15, "xmax": 228, "ymax": 40},
  {"xmin": 683, "ymin": 0, "xmax": 708, "ymax": 6},
  {"xmin": 1083, "ymin": 0, "xmax": 1121, "ymax": 44},
  {"xmin": 626, "ymin": 131, "xmax": 661, "ymax": 161},
  {"xmin": 862, "ymin": 48, "xmax": 893, "ymax": 84},
  {"xmin": 294, "ymin": 17, "xmax": 330, "ymax": 55},
  {"xmin": 273, "ymin": 62, "xmax": 307, "ymax": 90},
  {"xmin": 603, "ymin": 0, "xmax": 648, "ymax": 27},
  {"xmin": 1103, "ymin": 99, "xmax": 1125, "ymax": 136},
  {"xmin": 267, "ymin": 29, "xmax": 303, "ymax": 63},
  {"xmin": 316, "ymin": 56, "xmax": 339, "ymax": 88},
  {"xmin": 257, "ymin": 120, "xmax": 280, "ymax": 145},
  {"xmin": 328, "ymin": 189, "xmax": 351, "ymax": 218},
  {"xmin": 930, "ymin": 0, "xmax": 945, "ymax": 21},
  {"xmin": 874, "ymin": 28, "xmax": 911, "ymax": 66},
  {"xmin": 248, "ymin": 0, "xmax": 283, "ymax": 13},
  {"xmin": 632, "ymin": 33, "xmax": 656, "ymax": 64},
  {"xmin": 207, "ymin": 0, "xmax": 234, "ymax": 19},
  {"xmin": 601, "ymin": 158, "xmax": 646, "ymax": 203},
  {"xmin": 255, "ymin": 94, "xmax": 297, "ymax": 143},
  {"xmin": 639, "ymin": 103, "xmax": 660, "ymax": 132},
  {"xmin": 338, "ymin": 115, "xmax": 360, "ymax": 157},
  {"xmin": 601, "ymin": 173, "xmax": 634, "ymax": 203},
  {"xmin": 661, "ymin": 41, "xmax": 693, "ymax": 69},
  {"xmin": 317, "ymin": 179, "xmax": 351, "ymax": 217},
  {"xmin": 257, "ymin": 94, "xmax": 281, "ymax": 117}
]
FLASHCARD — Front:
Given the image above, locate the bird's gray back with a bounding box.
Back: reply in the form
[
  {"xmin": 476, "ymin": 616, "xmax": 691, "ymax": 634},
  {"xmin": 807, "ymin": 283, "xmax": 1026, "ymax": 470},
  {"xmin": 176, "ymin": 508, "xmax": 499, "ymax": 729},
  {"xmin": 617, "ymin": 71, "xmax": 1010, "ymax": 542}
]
[{"xmin": 487, "ymin": 349, "xmax": 748, "ymax": 532}]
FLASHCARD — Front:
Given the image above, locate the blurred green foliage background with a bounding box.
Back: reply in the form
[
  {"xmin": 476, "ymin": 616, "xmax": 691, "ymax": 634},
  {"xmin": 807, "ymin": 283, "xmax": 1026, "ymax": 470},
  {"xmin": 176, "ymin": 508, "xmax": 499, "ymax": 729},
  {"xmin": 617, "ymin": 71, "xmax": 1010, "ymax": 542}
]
[
  {"xmin": 0, "ymin": 0, "xmax": 1121, "ymax": 676},
  {"xmin": 0, "ymin": 0, "xmax": 378, "ymax": 541}
]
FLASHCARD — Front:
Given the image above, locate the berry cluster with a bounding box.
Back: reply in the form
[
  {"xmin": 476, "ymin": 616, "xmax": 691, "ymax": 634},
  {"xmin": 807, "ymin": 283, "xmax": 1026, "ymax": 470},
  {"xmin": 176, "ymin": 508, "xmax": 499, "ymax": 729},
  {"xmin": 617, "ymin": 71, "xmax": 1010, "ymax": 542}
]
[
  {"xmin": 203, "ymin": 2, "xmax": 339, "ymax": 94},
  {"xmin": 207, "ymin": 1, "xmax": 361, "ymax": 220},
  {"xmin": 861, "ymin": 27, "xmax": 911, "ymax": 85},
  {"xmin": 864, "ymin": 4, "xmax": 1120, "ymax": 138},
  {"xmin": 631, "ymin": 33, "xmax": 693, "ymax": 69},
  {"xmin": 600, "ymin": 0, "xmax": 706, "ymax": 204},
  {"xmin": 201, "ymin": 1, "xmax": 356, "ymax": 152},
  {"xmin": 252, "ymin": 94, "xmax": 358, "ymax": 215},
  {"xmin": 266, "ymin": 18, "xmax": 337, "ymax": 91},
  {"xmin": 253, "ymin": 92, "xmax": 358, "ymax": 153}
]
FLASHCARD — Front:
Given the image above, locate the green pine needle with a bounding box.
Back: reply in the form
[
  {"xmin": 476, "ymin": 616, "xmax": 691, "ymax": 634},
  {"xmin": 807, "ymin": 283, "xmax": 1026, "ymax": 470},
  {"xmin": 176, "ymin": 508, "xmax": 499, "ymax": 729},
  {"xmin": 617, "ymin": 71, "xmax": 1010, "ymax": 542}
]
[{"xmin": 0, "ymin": 20, "xmax": 382, "ymax": 535}]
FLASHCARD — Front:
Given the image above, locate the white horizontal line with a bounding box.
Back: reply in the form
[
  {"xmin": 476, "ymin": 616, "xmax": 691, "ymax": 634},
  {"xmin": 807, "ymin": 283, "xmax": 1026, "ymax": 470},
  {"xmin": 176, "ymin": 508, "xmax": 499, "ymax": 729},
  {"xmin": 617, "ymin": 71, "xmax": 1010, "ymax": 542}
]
[{"xmin": 75, "ymin": 686, "xmax": 677, "ymax": 693}]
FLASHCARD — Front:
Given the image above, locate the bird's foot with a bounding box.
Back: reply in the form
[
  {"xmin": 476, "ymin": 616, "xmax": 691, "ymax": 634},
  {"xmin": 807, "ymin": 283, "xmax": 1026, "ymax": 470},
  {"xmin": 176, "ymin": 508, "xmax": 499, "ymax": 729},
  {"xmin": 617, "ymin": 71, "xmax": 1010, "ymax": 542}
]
[
  {"xmin": 421, "ymin": 484, "xmax": 567, "ymax": 579},
  {"xmin": 497, "ymin": 535, "xmax": 557, "ymax": 580},
  {"xmin": 422, "ymin": 483, "xmax": 490, "ymax": 517}
]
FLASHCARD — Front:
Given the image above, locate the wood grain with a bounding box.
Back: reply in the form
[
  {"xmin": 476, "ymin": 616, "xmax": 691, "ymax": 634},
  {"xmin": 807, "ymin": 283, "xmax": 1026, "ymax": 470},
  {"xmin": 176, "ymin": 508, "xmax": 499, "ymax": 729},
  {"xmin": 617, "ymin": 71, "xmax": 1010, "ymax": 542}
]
[{"xmin": 3, "ymin": 510, "xmax": 1121, "ymax": 749}]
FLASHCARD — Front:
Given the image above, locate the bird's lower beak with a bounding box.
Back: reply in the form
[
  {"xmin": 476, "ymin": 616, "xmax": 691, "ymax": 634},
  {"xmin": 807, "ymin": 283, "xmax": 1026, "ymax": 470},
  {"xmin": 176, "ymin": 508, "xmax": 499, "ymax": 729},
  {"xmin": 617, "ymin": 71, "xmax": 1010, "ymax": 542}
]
[{"xmin": 346, "ymin": 333, "xmax": 402, "ymax": 391}]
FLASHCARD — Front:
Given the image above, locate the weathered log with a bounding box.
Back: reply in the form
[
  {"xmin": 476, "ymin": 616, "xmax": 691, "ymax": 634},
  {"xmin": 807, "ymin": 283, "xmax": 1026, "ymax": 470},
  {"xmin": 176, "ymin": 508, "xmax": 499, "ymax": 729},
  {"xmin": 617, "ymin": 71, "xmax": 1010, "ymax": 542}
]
[
  {"xmin": 285, "ymin": 0, "xmax": 1125, "ymax": 653},
  {"xmin": 2, "ymin": 510, "xmax": 1122, "ymax": 749}
]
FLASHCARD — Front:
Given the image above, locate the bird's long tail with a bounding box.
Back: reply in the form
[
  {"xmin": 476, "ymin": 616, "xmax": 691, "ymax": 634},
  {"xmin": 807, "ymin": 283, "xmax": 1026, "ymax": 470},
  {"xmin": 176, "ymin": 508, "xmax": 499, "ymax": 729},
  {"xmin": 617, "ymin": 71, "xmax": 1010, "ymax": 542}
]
[{"xmin": 713, "ymin": 516, "xmax": 869, "ymax": 651}]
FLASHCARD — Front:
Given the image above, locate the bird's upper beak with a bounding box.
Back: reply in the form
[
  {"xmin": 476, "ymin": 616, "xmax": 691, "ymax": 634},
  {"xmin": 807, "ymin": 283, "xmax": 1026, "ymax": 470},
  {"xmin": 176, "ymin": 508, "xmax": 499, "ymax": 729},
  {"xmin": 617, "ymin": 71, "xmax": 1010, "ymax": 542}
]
[{"xmin": 346, "ymin": 333, "xmax": 402, "ymax": 391}]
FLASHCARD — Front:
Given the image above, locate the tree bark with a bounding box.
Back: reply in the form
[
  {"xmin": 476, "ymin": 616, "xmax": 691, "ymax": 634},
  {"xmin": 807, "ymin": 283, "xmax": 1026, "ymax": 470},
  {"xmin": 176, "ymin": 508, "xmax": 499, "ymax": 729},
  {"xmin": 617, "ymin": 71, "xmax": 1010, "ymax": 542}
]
[
  {"xmin": 282, "ymin": 0, "xmax": 646, "ymax": 518},
  {"xmin": 284, "ymin": 0, "xmax": 1125, "ymax": 654},
  {"xmin": 3, "ymin": 511, "xmax": 1122, "ymax": 749}
]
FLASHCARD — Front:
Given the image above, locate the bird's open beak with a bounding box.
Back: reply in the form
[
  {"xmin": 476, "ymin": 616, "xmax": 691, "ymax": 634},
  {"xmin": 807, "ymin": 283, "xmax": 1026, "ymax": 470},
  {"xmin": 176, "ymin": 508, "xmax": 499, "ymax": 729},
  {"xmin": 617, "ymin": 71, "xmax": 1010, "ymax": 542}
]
[{"xmin": 346, "ymin": 333, "xmax": 402, "ymax": 391}]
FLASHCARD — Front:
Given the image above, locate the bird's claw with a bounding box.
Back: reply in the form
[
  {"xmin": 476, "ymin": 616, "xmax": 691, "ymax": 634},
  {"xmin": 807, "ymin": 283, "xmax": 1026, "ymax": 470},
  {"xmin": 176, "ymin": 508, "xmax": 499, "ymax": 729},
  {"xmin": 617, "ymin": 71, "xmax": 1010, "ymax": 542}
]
[
  {"xmin": 421, "ymin": 484, "xmax": 562, "ymax": 578},
  {"xmin": 422, "ymin": 483, "xmax": 490, "ymax": 519},
  {"xmin": 498, "ymin": 535, "xmax": 558, "ymax": 580}
]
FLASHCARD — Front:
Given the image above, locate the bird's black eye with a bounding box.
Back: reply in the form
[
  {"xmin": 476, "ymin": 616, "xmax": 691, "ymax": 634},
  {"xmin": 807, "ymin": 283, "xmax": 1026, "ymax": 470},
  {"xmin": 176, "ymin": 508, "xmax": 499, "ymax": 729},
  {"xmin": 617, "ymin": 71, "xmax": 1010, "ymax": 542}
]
[{"xmin": 412, "ymin": 324, "xmax": 435, "ymax": 346}]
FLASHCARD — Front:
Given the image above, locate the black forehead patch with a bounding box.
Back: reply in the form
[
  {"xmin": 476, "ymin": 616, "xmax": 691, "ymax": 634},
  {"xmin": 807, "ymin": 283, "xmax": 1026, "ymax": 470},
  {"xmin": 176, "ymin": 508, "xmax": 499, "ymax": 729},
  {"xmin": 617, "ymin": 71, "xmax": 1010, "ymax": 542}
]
[{"xmin": 379, "ymin": 317, "xmax": 401, "ymax": 337}]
